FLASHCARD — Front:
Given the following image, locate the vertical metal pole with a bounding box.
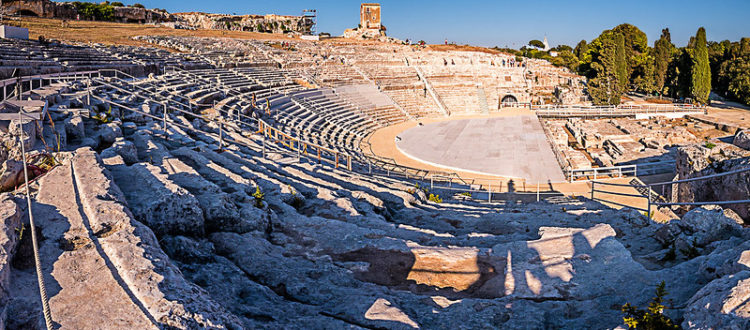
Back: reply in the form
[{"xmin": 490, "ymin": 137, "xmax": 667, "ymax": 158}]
[
  {"xmin": 262, "ymin": 134, "xmax": 267, "ymax": 159},
  {"xmin": 591, "ymin": 181, "xmax": 595, "ymax": 200},
  {"xmin": 647, "ymin": 186, "xmax": 652, "ymax": 219},
  {"xmin": 488, "ymin": 183, "xmax": 492, "ymax": 203},
  {"xmin": 430, "ymin": 176, "xmax": 434, "ymax": 190},
  {"xmin": 86, "ymin": 79, "xmax": 91, "ymax": 105},
  {"xmin": 162, "ymin": 102, "xmax": 168, "ymax": 132},
  {"xmin": 536, "ymin": 183, "xmax": 540, "ymax": 202},
  {"xmin": 218, "ymin": 122, "xmax": 223, "ymax": 149}
]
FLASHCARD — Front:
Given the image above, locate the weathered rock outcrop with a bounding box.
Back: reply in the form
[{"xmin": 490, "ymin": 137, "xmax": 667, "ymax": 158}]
[
  {"xmin": 683, "ymin": 270, "xmax": 750, "ymax": 329},
  {"xmin": 0, "ymin": 160, "xmax": 24, "ymax": 192},
  {"xmin": 173, "ymin": 12, "xmax": 313, "ymax": 34},
  {"xmin": 108, "ymin": 163, "xmax": 205, "ymax": 237},
  {"xmin": 5, "ymin": 148, "xmax": 241, "ymax": 329},
  {"xmin": 735, "ymin": 129, "xmax": 750, "ymax": 150},
  {"xmin": 0, "ymin": 193, "xmax": 20, "ymax": 329},
  {"xmin": 675, "ymin": 144, "xmax": 750, "ymax": 220},
  {"xmin": 0, "ymin": 0, "xmax": 172, "ymax": 23}
]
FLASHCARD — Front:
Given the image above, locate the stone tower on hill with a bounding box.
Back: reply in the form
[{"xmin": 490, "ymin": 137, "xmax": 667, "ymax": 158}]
[{"xmin": 360, "ymin": 3, "xmax": 381, "ymax": 30}]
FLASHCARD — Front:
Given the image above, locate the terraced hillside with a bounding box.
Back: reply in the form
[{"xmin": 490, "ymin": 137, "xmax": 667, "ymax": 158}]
[{"xmin": 0, "ymin": 38, "xmax": 749, "ymax": 329}]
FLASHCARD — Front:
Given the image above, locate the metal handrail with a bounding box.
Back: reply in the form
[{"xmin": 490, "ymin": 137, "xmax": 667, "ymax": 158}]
[
  {"xmin": 2, "ymin": 70, "xmax": 100, "ymax": 102},
  {"xmin": 591, "ymin": 166, "xmax": 750, "ymax": 216}
]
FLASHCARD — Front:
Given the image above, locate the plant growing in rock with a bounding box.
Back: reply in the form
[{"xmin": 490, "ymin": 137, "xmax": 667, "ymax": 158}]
[
  {"xmin": 621, "ymin": 281, "xmax": 678, "ymax": 329},
  {"xmin": 704, "ymin": 141, "xmax": 716, "ymax": 149},
  {"xmin": 252, "ymin": 186, "xmax": 265, "ymax": 208},
  {"xmin": 679, "ymin": 239, "xmax": 700, "ymax": 259},
  {"xmin": 428, "ymin": 193, "xmax": 442, "ymax": 203},
  {"xmin": 289, "ymin": 187, "xmax": 304, "ymax": 209},
  {"xmin": 661, "ymin": 244, "xmax": 677, "ymax": 262},
  {"xmin": 14, "ymin": 223, "xmax": 25, "ymax": 241}
]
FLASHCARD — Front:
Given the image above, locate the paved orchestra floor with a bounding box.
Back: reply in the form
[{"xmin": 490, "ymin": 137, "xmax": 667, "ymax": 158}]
[{"xmin": 396, "ymin": 115, "xmax": 566, "ymax": 183}]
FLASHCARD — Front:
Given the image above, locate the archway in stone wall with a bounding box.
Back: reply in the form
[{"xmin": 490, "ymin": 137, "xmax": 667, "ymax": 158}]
[
  {"xmin": 15, "ymin": 9, "xmax": 40, "ymax": 17},
  {"xmin": 500, "ymin": 94, "xmax": 518, "ymax": 108}
]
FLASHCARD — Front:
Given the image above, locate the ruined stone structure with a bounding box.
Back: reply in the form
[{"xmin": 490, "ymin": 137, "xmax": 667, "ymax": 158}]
[{"xmin": 360, "ymin": 3, "xmax": 381, "ymax": 30}]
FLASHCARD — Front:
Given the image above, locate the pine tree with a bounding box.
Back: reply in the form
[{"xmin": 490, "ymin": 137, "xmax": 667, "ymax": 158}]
[
  {"xmin": 615, "ymin": 33, "xmax": 628, "ymax": 92},
  {"xmin": 653, "ymin": 29, "xmax": 674, "ymax": 94},
  {"xmin": 691, "ymin": 27, "xmax": 711, "ymax": 104}
]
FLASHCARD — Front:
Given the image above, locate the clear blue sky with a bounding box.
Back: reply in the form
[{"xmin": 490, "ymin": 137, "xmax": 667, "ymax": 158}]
[{"xmin": 107, "ymin": 0, "xmax": 749, "ymax": 48}]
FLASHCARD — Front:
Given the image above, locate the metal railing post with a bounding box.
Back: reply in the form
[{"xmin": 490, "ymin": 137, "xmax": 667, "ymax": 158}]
[
  {"xmin": 647, "ymin": 185, "xmax": 652, "ymax": 218},
  {"xmin": 262, "ymin": 134, "xmax": 267, "ymax": 159},
  {"xmin": 591, "ymin": 181, "xmax": 595, "ymax": 200},
  {"xmin": 218, "ymin": 122, "xmax": 223, "ymax": 149},
  {"xmin": 162, "ymin": 102, "xmax": 168, "ymax": 132},
  {"xmin": 86, "ymin": 79, "xmax": 91, "ymax": 106},
  {"xmin": 536, "ymin": 183, "xmax": 540, "ymax": 202},
  {"xmin": 488, "ymin": 183, "xmax": 492, "ymax": 203}
]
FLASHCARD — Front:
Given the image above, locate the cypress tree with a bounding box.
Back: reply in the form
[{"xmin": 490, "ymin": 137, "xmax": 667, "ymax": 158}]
[
  {"xmin": 588, "ymin": 32, "xmax": 622, "ymax": 105},
  {"xmin": 653, "ymin": 29, "xmax": 674, "ymax": 94},
  {"xmin": 691, "ymin": 27, "xmax": 711, "ymax": 104}
]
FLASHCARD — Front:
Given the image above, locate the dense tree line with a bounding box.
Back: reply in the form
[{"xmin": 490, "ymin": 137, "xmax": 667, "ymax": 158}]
[
  {"xmin": 70, "ymin": 2, "xmax": 150, "ymax": 21},
  {"xmin": 505, "ymin": 24, "xmax": 750, "ymax": 106}
]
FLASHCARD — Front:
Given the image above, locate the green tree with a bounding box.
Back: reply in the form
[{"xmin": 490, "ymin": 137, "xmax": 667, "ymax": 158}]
[
  {"xmin": 615, "ymin": 32, "xmax": 629, "ymax": 91},
  {"xmin": 676, "ymin": 49, "xmax": 694, "ymax": 98},
  {"xmin": 529, "ymin": 39, "xmax": 546, "ymax": 49},
  {"xmin": 721, "ymin": 56, "xmax": 750, "ymax": 105},
  {"xmin": 653, "ymin": 28, "xmax": 675, "ymax": 94},
  {"xmin": 587, "ymin": 30, "xmax": 623, "ymax": 105},
  {"xmin": 691, "ymin": 27, "xmax": 711, "ymax": 104},
  {"xmin": 550, "ymin": 50, "xmax": 579, "ymax": 72},
  {"xmin": 611, "ymin": 23, "xmax": 649, "ymax": 81},
  {"xmin": 634, "ymin": 48, "xmax": 657, "ymax": 93}
]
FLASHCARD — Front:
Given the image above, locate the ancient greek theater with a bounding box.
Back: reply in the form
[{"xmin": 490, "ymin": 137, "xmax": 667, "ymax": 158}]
[{"xmin": 1, "ymin": 1, "xmax": 750, "ymax": 329}]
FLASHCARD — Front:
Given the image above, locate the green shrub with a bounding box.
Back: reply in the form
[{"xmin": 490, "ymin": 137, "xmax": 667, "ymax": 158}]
[
  {"xmin": 704, "ymin": 141, "xmax": 716, "ymax": 149},
  {"xmin": 73, "ymin": 1, "xmax": 115, "ymax": 21},
  {"xmin": 460, "ymin": 192, "xmax": 472, "ymax": 197},
  {"xmin": 428, "ymin": 193, "xmax": 442, "ymax": 203},
  {"xmin": 621, "ymin": 281, "xmax": 678, "ymax": 329},
  {"xmin": 252, "ymin": 186, "xmax": 265, "ymax": 208}
]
